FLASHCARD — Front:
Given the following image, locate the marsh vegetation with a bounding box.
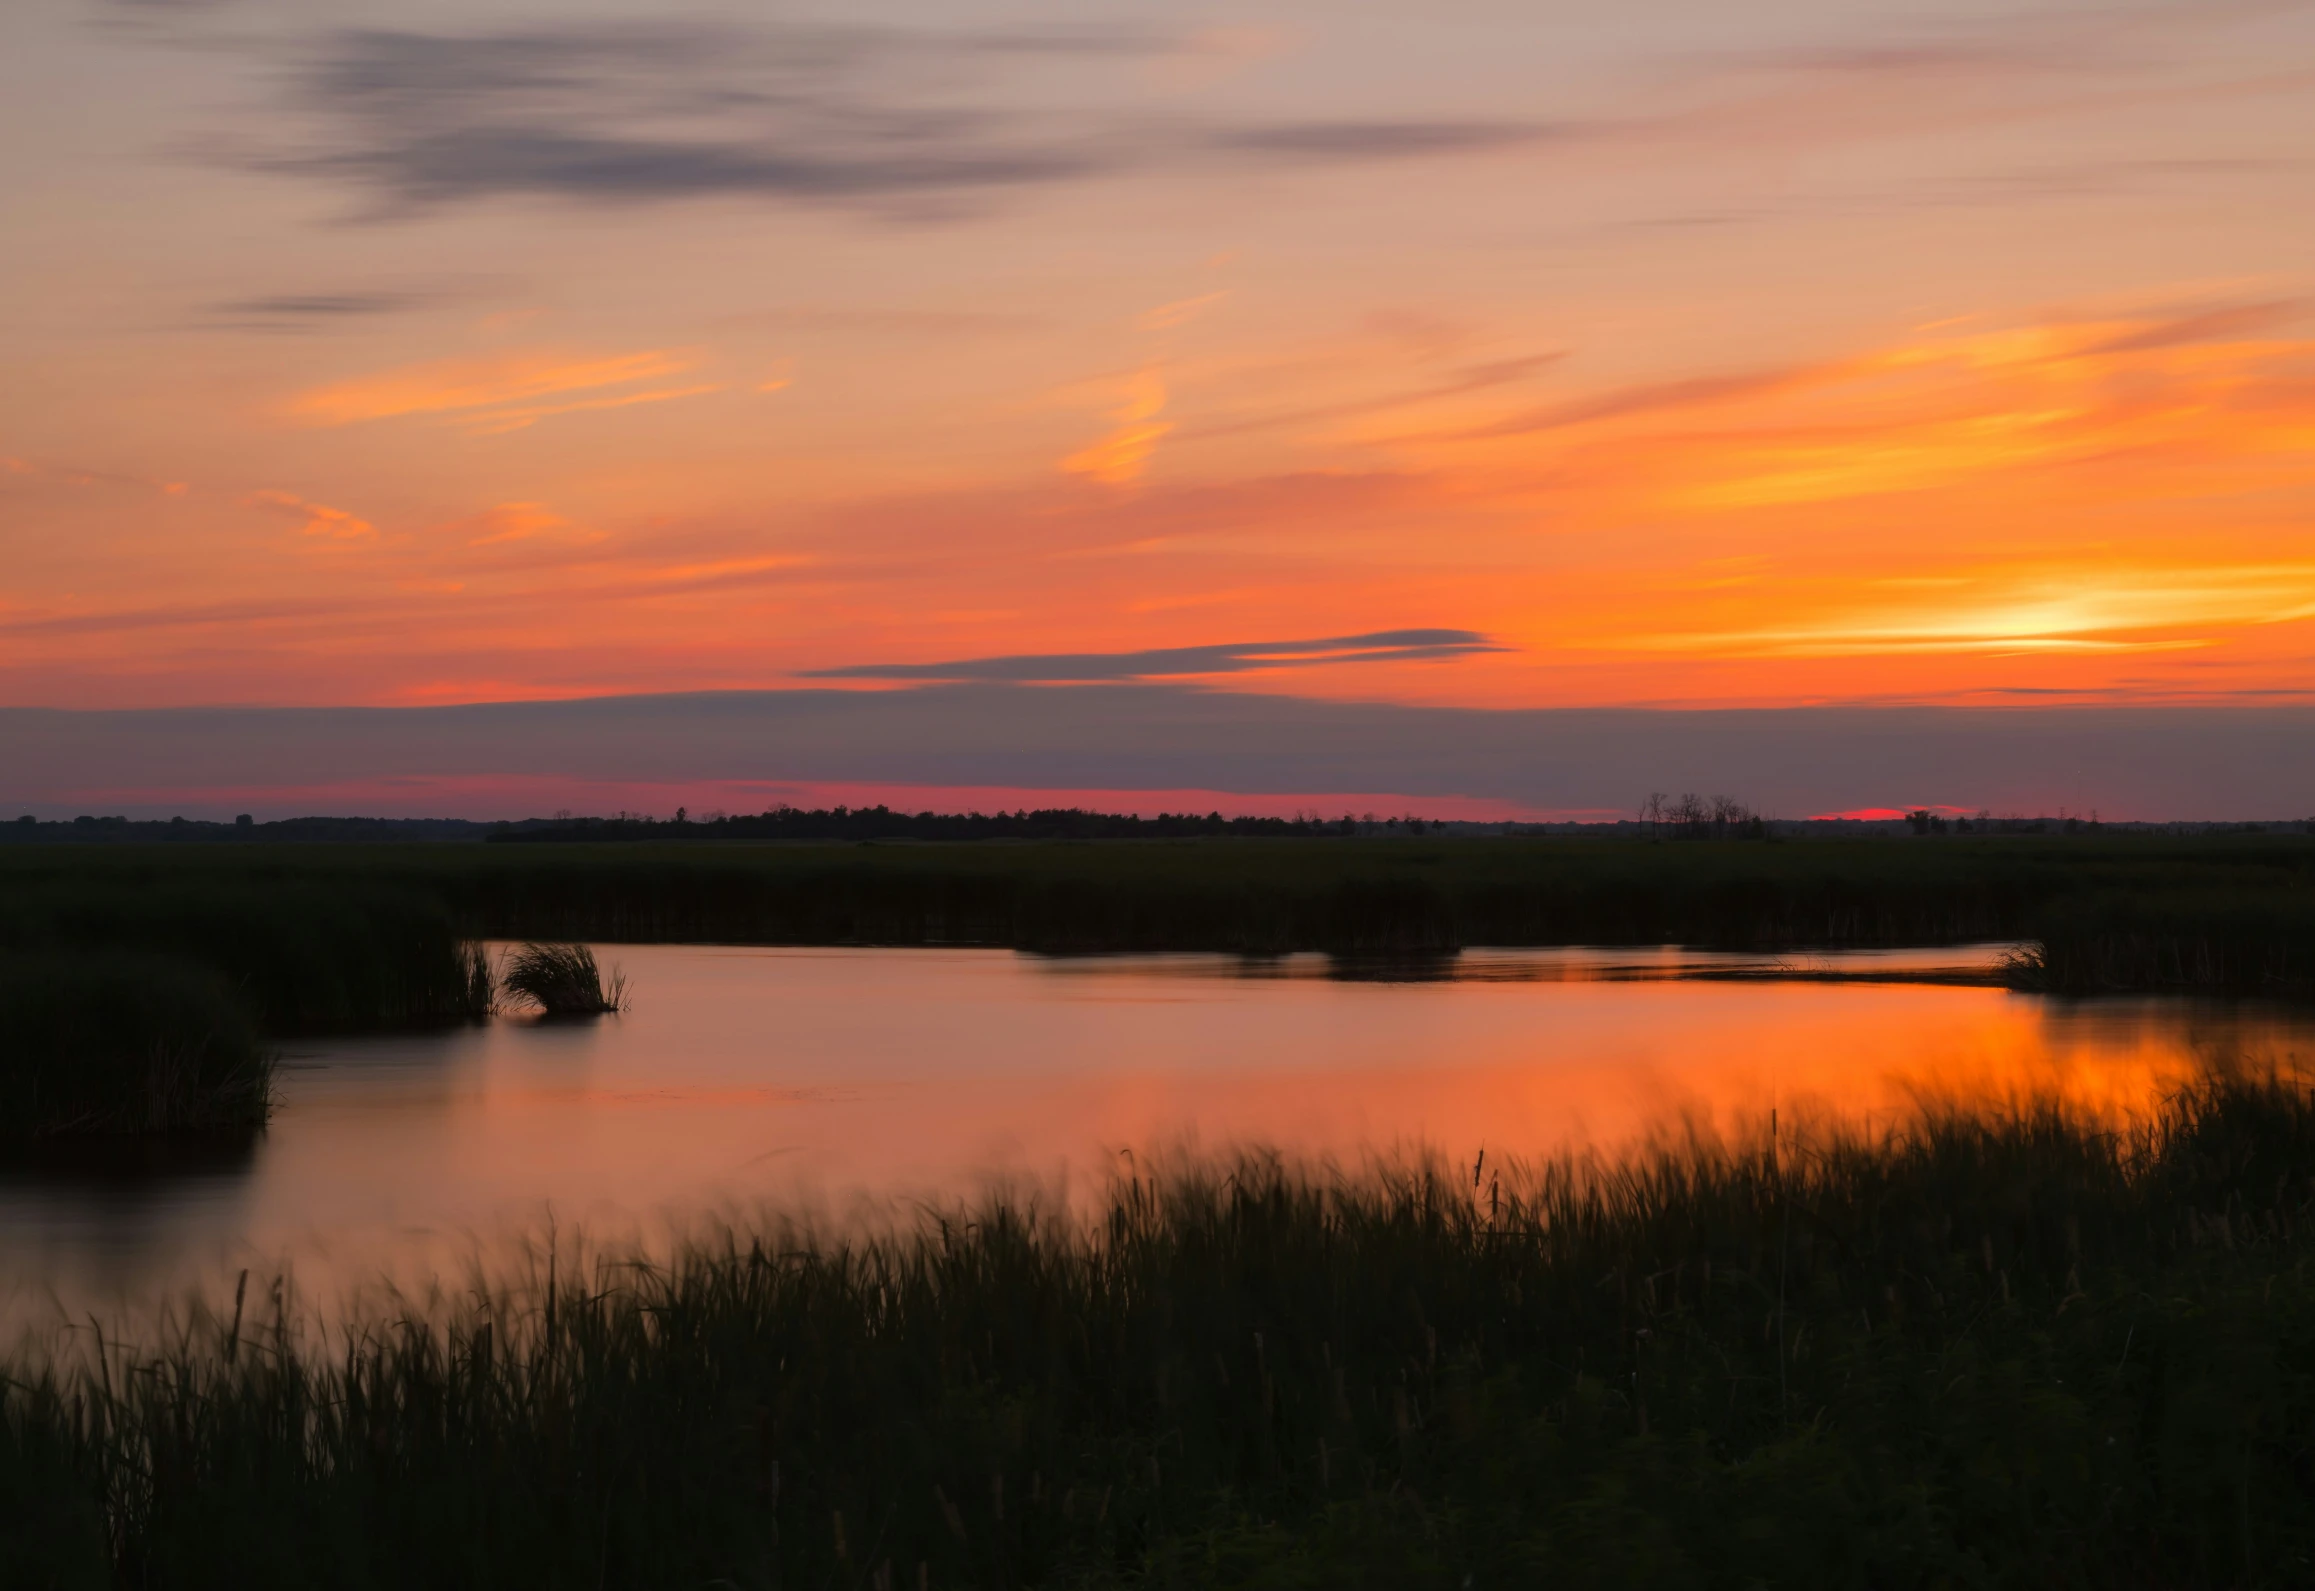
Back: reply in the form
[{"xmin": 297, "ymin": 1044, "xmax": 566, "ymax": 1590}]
[
  {"xmin": 8, "ymin": 830, "xmax": 2312, "ymax": 965},
  {"xmin": 7, "ymin": 1068, "xmax": 2314, "ymax": 1585},
  {"xmin": 0, "ymin": 877, "xmax": 491, "ymax": 1136},
  {"xmin": 0, "ymin": 956, "xmax": 272, "ymax": 1138},
  {"xmin": 0, "ymin": 877, "xmax": 492, "ymax": 1034},
  {"xmin": 498, "ymin": 941, "xmax": 627, "ymax": 1015},
  {"xmin": 2005, "ymin": 891, "xmax": 2315, "ymax": 996}
]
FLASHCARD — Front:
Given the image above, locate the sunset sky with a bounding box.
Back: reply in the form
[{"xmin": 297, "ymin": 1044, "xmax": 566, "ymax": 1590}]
[{"xmin": 5, "ymin": 0, "xmax": 2315, "ymax": 812}]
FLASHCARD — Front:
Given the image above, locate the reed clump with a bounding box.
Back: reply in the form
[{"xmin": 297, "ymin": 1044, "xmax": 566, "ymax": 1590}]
[
  {"xmin": 497, "ymin": 941, "xmax": 625, "ymax": 1015},
  {"xmin": 8, "ymin": 1069, "xmax": 2315, "ymax": 1586},
  {"xmin": 0, "ymin": 954, "xmax": 272, "ymax": 1136}
]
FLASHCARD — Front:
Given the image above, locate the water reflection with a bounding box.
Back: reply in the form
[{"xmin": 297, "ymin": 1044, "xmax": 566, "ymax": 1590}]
[
  {"xmin": 0, "ymin": 1132, "xmax": 261, "ymax": 1316},
  {"xmin": 1055, "ymin": 945, "xmax": 2017, "ymax": 984},
  {"xmin": 2, "ymin": 944, "xmax": 2308, "ymax": 1330}
]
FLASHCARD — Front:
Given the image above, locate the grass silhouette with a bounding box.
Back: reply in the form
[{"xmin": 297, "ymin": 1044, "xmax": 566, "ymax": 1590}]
[
  {"xmin": 0, "ymin": 955, "xmax": 272, "ymax": 1136},
  {"xmin": 10, "ymin": 1066, "xmax": 2315, "ymax": 1585},
  {"xmin": 498, "ymin": 941, "xmax": 626, "ymax": 1015}
]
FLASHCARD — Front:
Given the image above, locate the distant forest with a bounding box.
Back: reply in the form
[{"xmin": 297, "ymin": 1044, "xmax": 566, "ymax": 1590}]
[
  {"xmin": 5, "ymin": 805, "xmax": 2307, "ymax": 844},
  {"xmin": 0, "ymin": 807, "xmax": 1443, "ymax": 844},
  {"xmin": 488, "ymin": 806, "xmax": 1446, "ymax": 842}
]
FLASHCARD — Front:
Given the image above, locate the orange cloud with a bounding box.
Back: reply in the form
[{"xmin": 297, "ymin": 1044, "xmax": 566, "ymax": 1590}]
[
  {"xmin": 4, "ymin": 456, "xmax": 199, "ymax": 496},
  {"xmin": 1062, "ymin": 369, "xmax": 1172, "ymax": 484},
  {"xmin": 1616, "ymin": 561, "xmax": 2315, "ymax": 657},
  {"xmin": 1140, "ymin": 291, "xmax": 1228, "ymax": 331},
  {"xmin": 457, "ymin": 383, "xmax": 724, "ymax": 436},
  {"xmin": 1659, "ymin": 317, "xmax": 2315, "ymax": 510},
  {"xmin": 248, "ymin": 488, "xmax": 374, "ymax": 540},
  {"xmin": 1412, "ymin": 302, "xmax": 2315, "ymax": 514},
  {"xmin": 286, "ymin": 349, "xmax": 698, "ymax": 428},
  {"xmin": 455, "ymin": 502, "xmax": 583, "ymax": 546},
  {"xmin": 630, "ymin": 554, "xmax": 815, "ymax": 589}
]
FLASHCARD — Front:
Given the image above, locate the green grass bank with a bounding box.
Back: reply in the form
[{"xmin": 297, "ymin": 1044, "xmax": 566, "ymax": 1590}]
[{"xmin": 7, "ymin": 1070, "xmax": 2315, "ymax": 1587}]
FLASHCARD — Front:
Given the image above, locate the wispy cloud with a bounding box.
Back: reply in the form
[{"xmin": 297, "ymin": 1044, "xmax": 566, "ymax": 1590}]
[
  {"xmin": 2083, "ymin": 297, "xmax": 2304, "ymax": 354},
  {"xmin": 246, "ymin": 488, "xmax": 374, "ymax": 539},
  {"xmin": 1139, "ymin": 291, "xmax": 1228, "ymax": 332},
  {"xmin": 451, "ymin": 502, "xmax": 583, "ymax": 547},
  {"xmin": 1624, "ymin": 566, "xmax": 2315, "ymax": 658},
  {"xmin": 1415, "ymin": 297, "xmax": 2315, "ymax": 506},
  {"xmin": 457, "ymin": 383, "xmax": 724, "ymax": 436},
  {"xmin": 1062, "ymin": 369, "xmax": 1171, "ymax": 485},
  {"xmin": 718, "ymin": 306, "xmax": 1042, "ymax": 337},
  {"xmin": 254, "ymin": 22, "xmax": 1551, "ymax": 215},
  {"xmin": 2, "ymin": 456, "xmax": 189, "ymax": 496},
  {"xmin": 202, "ymin": 290, "xmax": 429, "ymax": 331},
  {"xmin": 1183, "ymin": 351, "xmax": 1565, "ymax": 445},
  {"xmin": 285, "ymin": 348, "xmax": 704, "ymax": 430},
  {"xmin": 1449, "ymin": 362, "xmax": 1844, "ymax": 441},
  {"xmin": 0, "ymin": 594, "xmax": 391, "ymax": 640},
  {"xmin": 141, "ymin": 0, "xmax": 2304, "ymax": 235},
  {"xmin": 802, "ymin": 628, "xmax": 1504, "ymax": 682}
]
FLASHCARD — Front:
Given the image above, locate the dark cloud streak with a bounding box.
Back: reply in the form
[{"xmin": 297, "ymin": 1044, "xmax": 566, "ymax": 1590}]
[
  {"xmin": 9, "ymin": 689, "xmax": 2315, "ymax": 820},
  {"xmin": 262, "ymin": 22, "xmax": 1556, "ymax": 213},
  {"xmin": 201, "ymin": 290, "xmax": 428, "ymax": 330},
  {"xmin": 802, "ymin": 629, "xmax": 1503, "ymax": 682},
  {"xmin": 1209, "ymin": 121, "xmax": 1554, "ymax": 159},
  {"xmin": 2085, "ymin": 298, "xmax": 2304, "ymax": 354}
]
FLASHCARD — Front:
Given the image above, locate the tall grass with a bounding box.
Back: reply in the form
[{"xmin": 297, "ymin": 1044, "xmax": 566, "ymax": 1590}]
[
  {"xmin": 417, "ymin": 841, "xmax": 2052, "ymax": 950},
  {"xmin": 498, "ymin": 941, "xmax": 626, "ymax": 1015},
  {"xmin": 8, "ymin": 1069, "xmax": 2315, "ymax": 1586},
  {"xmin": 2008, "ymin": 890, "xmax": 2315, "ymax": 995},
  {"xmin": 0, "ymin": 955, "xmax": 271, "ymax": 1136},
  {"xmin": 4, "ymin": 832, "xmax": 2312, "ymax": 986},
  {"xmin": 0, "ymin": 876, "xmax": 491, "ymax": 1134},
  {"xmin": 0, "ymin": 878, "xmax": 495, "ymax": 1032}
]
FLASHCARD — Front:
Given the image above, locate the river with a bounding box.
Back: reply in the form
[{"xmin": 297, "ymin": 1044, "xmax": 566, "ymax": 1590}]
[{"xmin": 4, "ymin": 943, "xmax": 2309, "ymax": 1333}]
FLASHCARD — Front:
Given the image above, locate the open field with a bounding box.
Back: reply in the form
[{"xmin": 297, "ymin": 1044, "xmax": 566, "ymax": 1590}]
[{"xmin": 7, "ymin": 1068, "xmax": 2315, "ymax": 1587}]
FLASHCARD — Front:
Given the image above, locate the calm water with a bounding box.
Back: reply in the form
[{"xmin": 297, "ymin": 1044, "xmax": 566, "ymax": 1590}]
[{"xmin": 4, "ymin": 943, "xmax": 2311, "ymax": 1329}]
